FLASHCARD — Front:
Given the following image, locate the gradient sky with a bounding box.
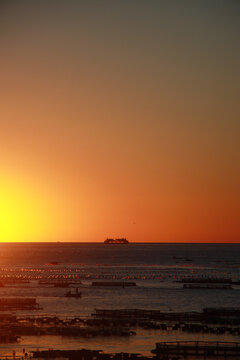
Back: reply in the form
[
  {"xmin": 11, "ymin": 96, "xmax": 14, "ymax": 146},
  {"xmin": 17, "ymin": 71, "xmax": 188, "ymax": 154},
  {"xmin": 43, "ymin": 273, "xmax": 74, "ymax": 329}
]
[{"xmin": 0, "ymin": 0, "xmax": 239, "ymax": 242}]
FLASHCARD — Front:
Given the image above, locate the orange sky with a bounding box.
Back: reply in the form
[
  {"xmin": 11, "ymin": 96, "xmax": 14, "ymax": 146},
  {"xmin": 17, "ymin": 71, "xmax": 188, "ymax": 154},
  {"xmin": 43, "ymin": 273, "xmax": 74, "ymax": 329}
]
[{"xmin": 0, "ymin": 1, "xmax": 239, "ymax": 242}]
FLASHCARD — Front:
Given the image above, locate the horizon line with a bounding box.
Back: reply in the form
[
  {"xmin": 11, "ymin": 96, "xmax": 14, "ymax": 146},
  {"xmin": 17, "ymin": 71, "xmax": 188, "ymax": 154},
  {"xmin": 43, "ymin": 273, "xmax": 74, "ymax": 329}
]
[{"xmin": 0, "ymin": 241, "xmax": 239, "ymax": 245}]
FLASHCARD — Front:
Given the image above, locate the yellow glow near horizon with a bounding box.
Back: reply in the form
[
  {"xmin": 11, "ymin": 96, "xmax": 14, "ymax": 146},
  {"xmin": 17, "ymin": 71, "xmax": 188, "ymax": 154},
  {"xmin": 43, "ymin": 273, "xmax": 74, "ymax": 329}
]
[{"xmin": 0, "ymin": 174, "xmax": 57, "ymax": 242}]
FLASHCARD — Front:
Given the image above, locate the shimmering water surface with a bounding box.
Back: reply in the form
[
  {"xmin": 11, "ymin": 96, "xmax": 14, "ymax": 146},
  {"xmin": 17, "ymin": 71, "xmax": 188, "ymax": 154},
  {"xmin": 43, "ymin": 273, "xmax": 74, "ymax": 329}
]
[{"xmin": 0, "ymin": 243, "xmax": 240, "ymax": 356}]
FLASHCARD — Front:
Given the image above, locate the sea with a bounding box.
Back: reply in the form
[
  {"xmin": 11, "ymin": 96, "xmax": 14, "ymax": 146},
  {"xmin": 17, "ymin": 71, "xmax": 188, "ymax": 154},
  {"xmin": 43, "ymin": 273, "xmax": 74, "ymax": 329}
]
[{"xmin": 0, "ymin": 242, "xmax": 240, "ymax": 356}]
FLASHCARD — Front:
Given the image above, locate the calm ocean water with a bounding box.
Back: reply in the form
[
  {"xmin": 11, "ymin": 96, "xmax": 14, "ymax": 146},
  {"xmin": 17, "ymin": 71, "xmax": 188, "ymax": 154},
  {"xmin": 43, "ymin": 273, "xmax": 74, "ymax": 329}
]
[
  {"xmin": 1, "ymin": 242, "xmax": 240, "ymax": 267},
  {"xmin": 0, "ymin": 243, "xmax": 240, "ymax": 356}
]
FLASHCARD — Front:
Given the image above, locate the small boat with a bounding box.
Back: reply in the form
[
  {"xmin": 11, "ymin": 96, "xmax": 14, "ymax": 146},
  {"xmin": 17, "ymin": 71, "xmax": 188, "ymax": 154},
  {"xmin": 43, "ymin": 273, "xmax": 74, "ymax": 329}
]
[{"xmin": 65, "ymin": 287, "xmax": 81, "ymax": 298}]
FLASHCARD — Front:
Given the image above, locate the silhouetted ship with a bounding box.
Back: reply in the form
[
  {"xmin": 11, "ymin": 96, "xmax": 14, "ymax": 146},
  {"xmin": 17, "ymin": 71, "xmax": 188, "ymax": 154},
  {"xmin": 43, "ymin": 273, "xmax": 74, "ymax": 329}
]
[{"xmin": 104, "ymin": 238, "xmax": 129, "ymax": 244}]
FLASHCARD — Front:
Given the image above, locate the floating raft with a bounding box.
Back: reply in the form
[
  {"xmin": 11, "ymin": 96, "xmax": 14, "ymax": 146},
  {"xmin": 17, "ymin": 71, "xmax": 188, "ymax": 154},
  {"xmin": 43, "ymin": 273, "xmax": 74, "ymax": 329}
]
[
  {"xmin": 94, "ymin": 309, "xmax": 163, "ymax": 319},
  {"xmin": 32, "ymin": 349, "xmax": 150, "ymax": 360},
  {"xmin": 152, "ymin": 341, "xmax": 240, "ymax": 357},
  {"xmin": 32, "ymin": 349, "xmax": 102, "ymax": 359},
  {"xmin": 31, "ymin": 349, "xmax": 153, "ymax": 360},
  {"xmin": 92, "ymin": 281, "xmax": 136, "ymax": 287},
  {"xmin": 0, "ymin": 298, "xmax": 40, "ymax": 310},
  {"xmin": 178, "ymin": 277, "xmax": 232, "ymax": 284},
  {"xmin": 0, "ymin": 277, "xmax": 30, "ymax": 284},
  {"xmin": 203, "ymin": 307, "xmax": 240, "ymax": 317},
  {"xmin": 183, "ymin": 283, "xmax": 232, "ymax": 290},
  {"xmin": 38, "ymin": 280, "xmax": 81, "ymax": 286},
  {"xmin": 93, "ymin": 308, "xmax": 240, "ymax": 323}
]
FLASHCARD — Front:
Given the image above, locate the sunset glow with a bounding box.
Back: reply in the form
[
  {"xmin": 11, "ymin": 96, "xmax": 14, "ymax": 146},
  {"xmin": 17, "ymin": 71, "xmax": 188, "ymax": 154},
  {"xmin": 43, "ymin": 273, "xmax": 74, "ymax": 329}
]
[
  {"xmin": 0, "ymin": 0, "xmax": 239, "ymax": 243},
  {"xmin": 0, "ymin": 173, "xmax": 55, "ymax": 242}
]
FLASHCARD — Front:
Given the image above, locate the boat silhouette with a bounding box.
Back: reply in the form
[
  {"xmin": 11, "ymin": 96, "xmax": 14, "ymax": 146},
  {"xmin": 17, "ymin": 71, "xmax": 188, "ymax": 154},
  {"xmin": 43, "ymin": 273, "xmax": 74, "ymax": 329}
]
[{"xmin": 65, "ymin": 287, "xmax": 81, "ymax": 298}]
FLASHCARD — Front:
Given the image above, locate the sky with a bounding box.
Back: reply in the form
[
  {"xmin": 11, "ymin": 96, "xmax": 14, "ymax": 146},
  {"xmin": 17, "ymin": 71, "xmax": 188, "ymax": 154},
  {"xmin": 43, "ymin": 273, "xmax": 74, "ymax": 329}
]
[{"xmin": 0, "ymin": 0, "xmax": 239, "ymax": 243}]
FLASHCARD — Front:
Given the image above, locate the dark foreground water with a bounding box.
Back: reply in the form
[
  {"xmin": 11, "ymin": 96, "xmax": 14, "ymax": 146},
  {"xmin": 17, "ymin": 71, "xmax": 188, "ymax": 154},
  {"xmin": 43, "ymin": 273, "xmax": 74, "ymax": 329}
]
[
  {"xmin": 1, "ymin": 242, "xmax": 240, "ymax": 267},
  {"xmin": 0, "ymin": 243, "xmax": 240, "ymax": 356}
]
